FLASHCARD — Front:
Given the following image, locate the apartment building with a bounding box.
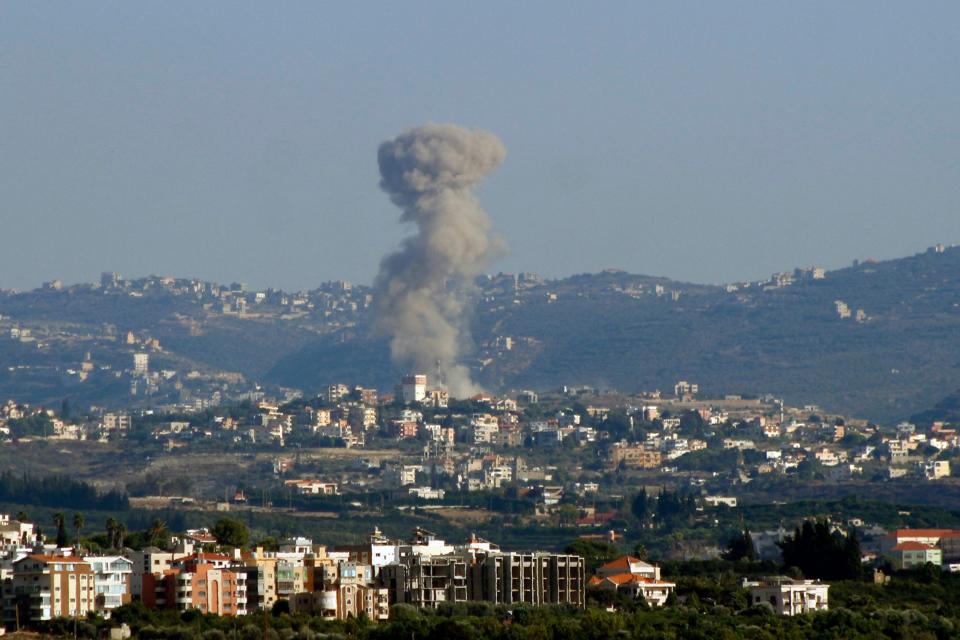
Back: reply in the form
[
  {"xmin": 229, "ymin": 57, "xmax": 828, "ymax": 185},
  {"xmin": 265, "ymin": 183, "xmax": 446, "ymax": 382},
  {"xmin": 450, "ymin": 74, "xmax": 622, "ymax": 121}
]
[
  {"xmin": 606, "ymin": 443, "xmax": 662, "ymax": 469},
  {"xmin": 142, "ymin": 553, "xmax": 247, "ymax": 617},
  {"xmin": 380, "ymin": 557, "xmax": 468, "ymax": 608},
  {"xmin": 5, "ymin": 555, "xmax": 96, "ymax": 624},
  {"xmin": 127, "ymin": 546, "xmax": 177, "ymax": 597},
  {"xmin": 467, "ymin": 552, "xmax": 585, "ymax": 608},
  {"xmin": 84, "ymin": 555, "xmax": 133, "ymax": 613},
  {"xmin": 291, "ymin": 561, "xmax": 389, "ymax": 621},
  {"xmin": 239, "ymin": 548, "xmax": 278, "ymax": 611}
]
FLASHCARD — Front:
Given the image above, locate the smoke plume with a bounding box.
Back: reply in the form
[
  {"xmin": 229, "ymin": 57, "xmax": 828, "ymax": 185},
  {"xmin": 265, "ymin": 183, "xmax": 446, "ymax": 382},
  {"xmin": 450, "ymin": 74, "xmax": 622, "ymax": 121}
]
[{"xmin": 374, "ymin": 123, "xmax": 506, "ymax": 397}]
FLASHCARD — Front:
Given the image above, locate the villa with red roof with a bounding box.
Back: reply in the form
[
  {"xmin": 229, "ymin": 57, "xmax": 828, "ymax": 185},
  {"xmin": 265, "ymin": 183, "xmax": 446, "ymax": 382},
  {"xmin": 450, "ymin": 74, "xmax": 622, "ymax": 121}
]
[
  {"xmin": 588, "ymin": 555, "xmax": 675, "ymax": 607},
  {"xmin": 880, "ymin": 528, "xmax": 960, "ymax": 567},
  {"xmin": 889, "ymin": 541, "xmax": 943, "ymax": 569}
]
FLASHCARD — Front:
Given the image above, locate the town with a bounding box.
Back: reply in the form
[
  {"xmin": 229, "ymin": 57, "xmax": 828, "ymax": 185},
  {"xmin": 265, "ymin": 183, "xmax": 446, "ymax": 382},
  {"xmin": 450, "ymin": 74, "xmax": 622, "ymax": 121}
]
[{"xmin": 1, "ymin": 372, "xmax": 960, "ymax": 637}]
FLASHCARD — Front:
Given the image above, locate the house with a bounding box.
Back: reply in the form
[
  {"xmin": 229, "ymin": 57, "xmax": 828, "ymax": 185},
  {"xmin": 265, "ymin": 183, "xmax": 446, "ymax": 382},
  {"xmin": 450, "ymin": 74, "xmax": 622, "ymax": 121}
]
[
  {"xmin": 744, "ymin": 577, "xmax": 829, "ymax": 615},
  {"xmin": 589, "ymin": 556, "xmax": 674, "ymax": 607},
  {"xmin": 889, "ymin": 542, "xmax": 942, "ymax": 569},
  {"xmin": 880, "ymin": 529, "xmax": 960, "ymax": 562},
  {"xmin": 588, "ymin": 573, "xmax": 676, "ymax": 607},
  {"xmin": 606, "ymin": 443, "xmax": 662, "ymax": 469},
  {"xmin": 284, "ymin": 480, "xmax": 341, "ymax": 496},
  {"xmin": 923, "ymin": 460, "xmax": 951, "ymax": 480}
]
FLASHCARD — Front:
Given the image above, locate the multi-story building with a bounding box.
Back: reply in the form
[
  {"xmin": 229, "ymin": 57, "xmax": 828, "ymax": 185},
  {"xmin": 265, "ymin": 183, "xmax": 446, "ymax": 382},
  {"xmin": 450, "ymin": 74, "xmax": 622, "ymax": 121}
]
[
  {"xmin": 239, "ymin": 548, "xmax": 278, "ymax": 612},
  {"xmin": 401, "ymin": 375, "xmax": 427, "ymax": 404},
  {"xmin": 127, "ymin": 546, "xmax": 178, "ymax": 598},
  {"xmin": 606, "ymin": 443, "xmax": 662, "ymax": 469},
  {"xmin": 84, "ymin": 555, "xmax": 133, "ymax": 613},
  {"xmin": 380, "ymin": 557, "xmax": 468, "ymax": 608},
  {"xmin": 275, "ymin": 559, "xmax": 308, "ymax": 600},
  {"xmin": 290, "ymin": 561, "xmax": 389, "ymax": 622},
  {"xmin": 467, "ymin": 552, "xmax": 585, "ymax": 608},
  {"xmin": 141, "ymin": 553, "xmax": 246, "ymax": 617},
  {"xmin": 470, "ymin": 414, "xmax": 500, "ymax": 445},
  {"xmin": 889, "ymin": 542, "xmax": 942, "ymax": 569},
  {"xmin": 133, "ymin": 352, "xmax": 149, "ymax": 375},
  {"xmin": 5, "ymin": 555, "xmax": 96, "ymax": 625}
]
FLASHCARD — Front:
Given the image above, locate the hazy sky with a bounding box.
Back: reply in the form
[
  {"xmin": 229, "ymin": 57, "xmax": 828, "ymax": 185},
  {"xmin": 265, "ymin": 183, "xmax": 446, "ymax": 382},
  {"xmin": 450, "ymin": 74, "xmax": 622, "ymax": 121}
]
[{"xmin": 2, "ymin": 2, "xmax": 958, "ymax": 291}]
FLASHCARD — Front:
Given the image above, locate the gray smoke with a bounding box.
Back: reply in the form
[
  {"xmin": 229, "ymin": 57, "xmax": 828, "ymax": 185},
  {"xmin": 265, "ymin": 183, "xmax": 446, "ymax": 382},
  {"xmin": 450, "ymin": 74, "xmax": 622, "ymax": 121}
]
[{"xmin": 374, "ymin": 123, "xmax": 506, "ymax": 398}]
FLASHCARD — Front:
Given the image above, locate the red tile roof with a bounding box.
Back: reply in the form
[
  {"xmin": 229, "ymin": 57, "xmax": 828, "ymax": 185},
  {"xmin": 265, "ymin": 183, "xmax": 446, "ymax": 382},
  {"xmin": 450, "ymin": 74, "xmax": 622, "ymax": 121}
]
[
  {"xmin": 886, "ymin": 529, "xmax": 960, "ymax": 539},
  {"xmin": 599, "ymin": 555, "xmax": 645, "ymax": 571},
  {"xmin": 892, "ymin": 541, "xmax": 938, "ymax": 551}
]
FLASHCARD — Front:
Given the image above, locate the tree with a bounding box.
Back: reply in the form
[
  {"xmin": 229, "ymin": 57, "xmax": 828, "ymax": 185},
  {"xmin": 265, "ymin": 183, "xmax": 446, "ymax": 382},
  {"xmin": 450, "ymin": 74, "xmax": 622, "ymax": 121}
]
[
  {"xmin": 632, "ymin": 543, "xmax": 649, "ymax": 561},
  {"xmin": 16, "ymin": 511, "xmax": 27, "ymax": 523},
  {"xmin": 212, "ymin": 517, "xmax": 249, "ymax": 548},
  {"xmin": 105, "ymin": 517, "xmax": 125, "ymax": 550},
  {"xmin": 779, "ymin": 520, "xmax": 862, "ymax": 580},
  {"xmin": 53, "ymin": 512, "xmax": 68, "ymax": 547},
  {"xmin": 147, "ymin": 519, "xmax": 170, "ymax": 549},
  {"xmin": 565, "ymin": 539, "xmax": 619, "ymax": 573},
  {"xmin": 116, "ymin": 521, "xmax": 128, "ymax": 550},
  {"xmin": 73, "ymin": 513, "xmax": 85, "ymax": 550},
  {"xmin": 631, "ymin": 489, "xmax": 650, "ymax": 523},
  {"xmin": 557, "ymin": 504, "xmax": 580, "ymax": 527},
  {"xmin": 722, "ymin": 529, "xmax": 758, "ymax": 561}
]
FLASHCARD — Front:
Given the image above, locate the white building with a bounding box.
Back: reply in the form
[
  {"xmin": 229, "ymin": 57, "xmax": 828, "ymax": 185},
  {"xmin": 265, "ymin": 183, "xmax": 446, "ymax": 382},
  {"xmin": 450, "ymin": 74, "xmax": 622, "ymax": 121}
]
[
  {"xmin": 85, "ymin": 555, "xmax": 133, "ymax": 613},
  {"xmin": 401, "ymin": 374, "xmax": 427, "ymax": 404},
  {"xmin": 744, "ymin": 577, "xmax": 829, "ymax": 615},
  {"xmin": 924, "ymin": 460, "xmax": 951, "ymax": 480},
  {"xmin": 470, "ymin": 414, "xmax": 500, "ymax": 444},
  {"xmin": 133, "ymin": 352, "xmax": 149, "ymax": 375}
]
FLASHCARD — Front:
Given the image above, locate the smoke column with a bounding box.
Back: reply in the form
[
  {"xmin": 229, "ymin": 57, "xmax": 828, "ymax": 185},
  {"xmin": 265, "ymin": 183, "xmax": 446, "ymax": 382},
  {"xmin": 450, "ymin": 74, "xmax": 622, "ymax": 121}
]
[{"xmin": 374, "ymin": 123, "xmax": 506, "ymax": 397}]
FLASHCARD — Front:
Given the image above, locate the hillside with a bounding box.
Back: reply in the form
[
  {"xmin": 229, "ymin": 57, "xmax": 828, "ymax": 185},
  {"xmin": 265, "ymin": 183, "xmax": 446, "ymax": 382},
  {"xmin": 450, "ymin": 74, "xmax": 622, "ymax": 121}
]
[{"xmin": 1, "ymin": 246, "xmax": 958, "ymax": 422}]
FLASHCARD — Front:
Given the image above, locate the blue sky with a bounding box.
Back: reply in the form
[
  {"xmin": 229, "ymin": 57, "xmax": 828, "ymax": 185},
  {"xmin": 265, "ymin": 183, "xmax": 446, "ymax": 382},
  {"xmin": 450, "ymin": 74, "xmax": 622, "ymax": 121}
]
[{"xmin": 1, "ymin": 2, "xmax": 958, "ymax": 290}]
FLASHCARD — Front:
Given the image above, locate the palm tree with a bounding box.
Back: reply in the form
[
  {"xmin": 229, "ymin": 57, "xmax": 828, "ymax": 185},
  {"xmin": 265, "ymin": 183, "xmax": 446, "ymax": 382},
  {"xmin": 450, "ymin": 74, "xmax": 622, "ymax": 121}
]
[
  {"xmin": 53, "ymin": 512, "xmax": 67, "ymax": 547},
  {"xmin": 105, "ymin": 518, "xmax": 119, "ymax": 550},
  {"xmin": 115, "ymin": 522, "xmax": 127, "ymax": 550},
  {"xmin": 72, "ymin": 513, "xmax": 84, "ymax": 551},
  {"xmin": 148, "ymin": 519, "xmax": 169, "ymax": 549}
]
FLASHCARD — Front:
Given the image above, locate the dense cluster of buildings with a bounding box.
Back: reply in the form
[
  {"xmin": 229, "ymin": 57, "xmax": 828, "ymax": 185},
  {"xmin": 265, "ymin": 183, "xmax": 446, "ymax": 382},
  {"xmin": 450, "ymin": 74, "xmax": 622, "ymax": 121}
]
[{"xmin": 1, "ymin": 516, "xmax": 593, "ymax": 629}]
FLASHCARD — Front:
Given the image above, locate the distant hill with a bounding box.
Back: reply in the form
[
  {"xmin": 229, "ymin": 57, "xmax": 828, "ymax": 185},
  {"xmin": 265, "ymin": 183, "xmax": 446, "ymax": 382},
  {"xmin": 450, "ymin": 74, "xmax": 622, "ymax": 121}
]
[
  {"xmin": 1, "ymin": 245, "xmax": 959, "ymax": 422},
  {"xmin": 911, "ymin": 389, "xmax": 960, "ymax": 426}
]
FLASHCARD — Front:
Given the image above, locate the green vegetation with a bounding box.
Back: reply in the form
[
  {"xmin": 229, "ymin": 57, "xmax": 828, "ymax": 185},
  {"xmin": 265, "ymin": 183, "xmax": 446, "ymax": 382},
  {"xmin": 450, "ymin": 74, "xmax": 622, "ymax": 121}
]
[
  {"xmin": 0, "ymin": 471, "xmax": 129, "ymax": 510},
  {"xmin": 29, "ymin": 570, "xmax": 960, "ymax": 640},
  {"xmin": 212, "ymin": 517, "xmax": 250, "ymax": 548},
  {"xmin": 779, "ymin": 521, "xmax": 863, "ymax": 581}
]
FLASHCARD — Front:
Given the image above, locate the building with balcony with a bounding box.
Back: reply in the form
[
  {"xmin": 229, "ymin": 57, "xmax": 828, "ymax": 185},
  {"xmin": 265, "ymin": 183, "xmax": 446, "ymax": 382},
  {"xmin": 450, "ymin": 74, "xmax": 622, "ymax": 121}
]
[
  {"xmin": 744, "ymin": 577, "xmax": 829, "ymax": 615},
  {"xmin": 3, "ymin": 555, "xmax": 96, "ymax": 626},
  {"xmin": 84, "ymin": 556, "xmax": 133, "ymax": 614}
]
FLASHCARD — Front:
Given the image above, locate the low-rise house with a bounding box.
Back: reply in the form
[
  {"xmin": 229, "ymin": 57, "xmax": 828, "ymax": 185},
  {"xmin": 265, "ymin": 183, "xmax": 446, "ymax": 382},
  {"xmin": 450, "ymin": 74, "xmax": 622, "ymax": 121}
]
[
  {"xmin": 284, "ymin": 479, "xmax": 341, "ymax": 496},
  {"xmin": 923, "ymin": 460, "xmax": 951, "ymax": 480},
  {"xmin": 589, "ymin": 556, "xmax": 674, "ymax": 607},
  {"xmin": 606, "ymin": 443, "xmax": 662, "ymax": 469},
  {"xmin": 889, "ymin": 542, "xmax": 942, "ymax": 569},
  {"xmin": 744, "ymin": 577, "xmax": 829, "ymax": 615}
]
